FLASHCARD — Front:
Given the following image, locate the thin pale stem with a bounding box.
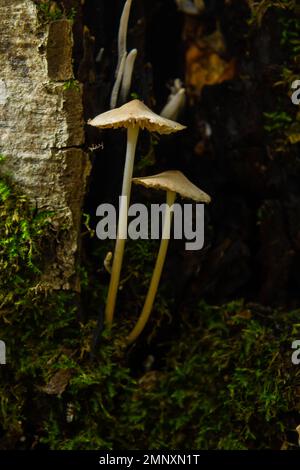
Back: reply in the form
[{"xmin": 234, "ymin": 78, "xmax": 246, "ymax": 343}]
[
  {"xmin": 120, "ymin": 49, "xmax": 137, "ymax": 103},
  {"xmin": 110, "ymin": 52, "xmax": 127, "ymax": 109},
  {"xmin": 127, "ymin": 190, "xmax": 176, "ymax": 344},
  {"xmin": 105, "ymin": 125, "xmax": 140, "ymax": 327},
  {"xmin": 116, "ymin": 0, "xmax": 133, "ymax": 77}
]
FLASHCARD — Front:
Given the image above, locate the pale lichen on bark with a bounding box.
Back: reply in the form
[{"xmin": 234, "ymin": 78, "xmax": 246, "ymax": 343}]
[{"xmin": 0, "ymin": 0, "xmax": 91, "ymax": 290}]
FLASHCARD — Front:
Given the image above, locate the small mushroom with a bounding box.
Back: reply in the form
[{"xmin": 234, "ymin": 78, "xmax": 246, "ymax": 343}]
[
  {"xmin": 160, "ymin": 79, "xmax": 186, "ymax": 121},
  {"xmin": 88, "ymin": 101, "xmax": 186, "ymax": 327},
  {"xmin": 120, "ymin": 48, "xmax": 138, "ymax": 103},
  {"xmin": 110, "ymin": 52, "xmax": 127, "ymax": 109},
  {"xmin": 116, "ymin": 0, "xmax": 133, "ymax": 79},
  {"xmin": 110, "ymin": 0, "xmax": 133, "ymax": 109},
  {"xmin": 127, "ymin": 170, "xmax": 211, "ymax": 343}
]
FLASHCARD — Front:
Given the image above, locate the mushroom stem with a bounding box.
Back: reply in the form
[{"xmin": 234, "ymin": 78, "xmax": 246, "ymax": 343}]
[
  {"xmin": 127, "ymin": 190, "xmax": 176, "ymax": 343},
  {"xmin": 116, "ymin": 0, "xmax": 133, "ymax": 78},
  {"xmin": 110, "ymin": 52, "xmax": 127, "ymax": 109},
  {"xmin": 105, "ymin": 125, "xmax": 140, "ymax": 327},
  {"xmin": 120, "ymin": 48, "xmax": 138, "ymax": 103}
]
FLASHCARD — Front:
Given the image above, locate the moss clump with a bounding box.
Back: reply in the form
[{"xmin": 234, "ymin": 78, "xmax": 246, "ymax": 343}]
[
  {"xmin": 0, "ymin": 160, "xmax": 52, "ymax": 307},
  {"xmin": 121, "ymin": 301, "xmax": 300, "ymax": 449},
  {"xmin": 35, "ymin": 1, "xmax": 76, "ymax": 24},
  {"xmin": 0, "ymin": 161, "xmax": 76, "ymax": 448},
  {"xmin": 0, "ymin": 160, "xmax": 134, "ymax": 450},
  {"xmin": 63, "ymin": 79, "xmax": 81, "ymax": 92},
  {"xmin": 35, "ymin": 301, "xmax": 300, "ymax": 450}
]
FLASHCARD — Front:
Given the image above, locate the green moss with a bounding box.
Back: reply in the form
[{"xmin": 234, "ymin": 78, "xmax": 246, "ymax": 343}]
[
  {"xmin": 118, "ymin": 301, "xmax": 300, "ymax": 449},
  {"xmin": 0, "ymin": 165, "xmax": 52, "ymax": 299},
  {"xmin": 63, "ymin": 79, "xmax": 81, "ymax": 92},
  {"xmin": 263, "ymin": 111, "xmax": 293, "ymax": 133},
  {"xmin": 35, "ymin": 1, "xmax": 76, "ymax": 24},
  {"xmin": 0, "ymin": 161, "xmax": 76, "ymax": 447},
  {"xmin": 42, "ymin": 300, "xmax": 300, "ymax": 450}
]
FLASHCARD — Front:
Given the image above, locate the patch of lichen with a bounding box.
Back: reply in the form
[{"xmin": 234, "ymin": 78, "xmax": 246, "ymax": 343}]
[{"xmin": 1, "ymin": 163, "xmax": 300, "ymax": 450}]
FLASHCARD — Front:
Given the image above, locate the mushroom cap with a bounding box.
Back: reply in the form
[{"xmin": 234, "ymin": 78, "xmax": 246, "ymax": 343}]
[
  {"xmin": 88, "ymin": 99, "xmax": 186, "ymax": 134},
  {"xmin": 132, "ymin": 170, "xmax": 211, "ymax": 203}
]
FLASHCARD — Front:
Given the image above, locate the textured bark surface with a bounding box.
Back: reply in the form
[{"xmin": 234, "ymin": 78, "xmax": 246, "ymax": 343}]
[{"xmin": 0, "ymin": 0, "xmax": 90, "ymax": 290}]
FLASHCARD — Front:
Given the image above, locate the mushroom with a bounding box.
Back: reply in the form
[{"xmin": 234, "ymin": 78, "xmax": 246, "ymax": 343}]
[
  {"xmin": 110, "ymin": 0, "xmax": 136, "ymax": 109},
  {"xmin": 88, "ymin": 101, "xmax": 186, "ymax": 327},
  {"xmin": 116, "ymin": 0, "xmax": 133, "ymax": 79},
  {"xmin": 120, "ymin": 48, "xmax": 138, "ymax": 103},
  {"xmin": 127, "ymin": 170, "xmax": 211, "ymax": 344},
  {"xmin": 110, "ymin": 52, "xmax": 127, "ymax": 109},
  {"xmin": 160, "ymin": 79, "xmax": 186, "ymax": 120}
]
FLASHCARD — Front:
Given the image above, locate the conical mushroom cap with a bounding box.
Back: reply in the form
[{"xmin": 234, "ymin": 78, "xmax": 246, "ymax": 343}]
[
  {"xmin": 133, "ymin": 170, "xmax": 211, "ymax": 203},
  {"xmin": 88, "ymin": 99, "xmax": 186, "ymax": 134}
]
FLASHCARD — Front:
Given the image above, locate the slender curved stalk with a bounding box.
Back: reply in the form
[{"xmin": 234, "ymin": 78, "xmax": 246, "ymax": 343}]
[
  {"xmin": 160, "ymin": 88, "xmax": 186, "ymax": 121},
  {"xmin": 127, "ymin": 190, "xmax": 176, "ymax": 343},
  {"xmin": 116, "ymin": 0, "xmax": 133, "ymax": 78},
  {"xmin": 105, "ymin": 125, "xmax": 140, "ymax": 326},
  {"xmin": 120, "ymin": 48, "xmax": 137, "ymax": 103},
  {"xmin": 110, "ymin": 52, "xmax": 127, "ymax": 109},
  {"xmin": 111, "ymin": 0, "xmax": 133, "ymax": 108}
]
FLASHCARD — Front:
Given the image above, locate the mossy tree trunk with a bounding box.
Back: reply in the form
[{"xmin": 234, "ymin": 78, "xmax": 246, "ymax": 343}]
[{"xmin": 0, "ymin": 0, "xmax": 90, "ymax": 290}]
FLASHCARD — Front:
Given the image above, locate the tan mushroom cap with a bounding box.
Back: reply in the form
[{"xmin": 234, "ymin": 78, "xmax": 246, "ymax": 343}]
[
  {"xmin": 132, "ymin": 170, "xmax": 211, "ymax": 203},
  {"xmin": 88, "ymin": 99, "xmax": 186, "ymax": 134}
]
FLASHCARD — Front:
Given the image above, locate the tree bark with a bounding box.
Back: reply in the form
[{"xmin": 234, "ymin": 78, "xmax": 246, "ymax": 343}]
[{"xmin": 0, "ymin": 0, "xmax": 90, "ymax": 290}]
